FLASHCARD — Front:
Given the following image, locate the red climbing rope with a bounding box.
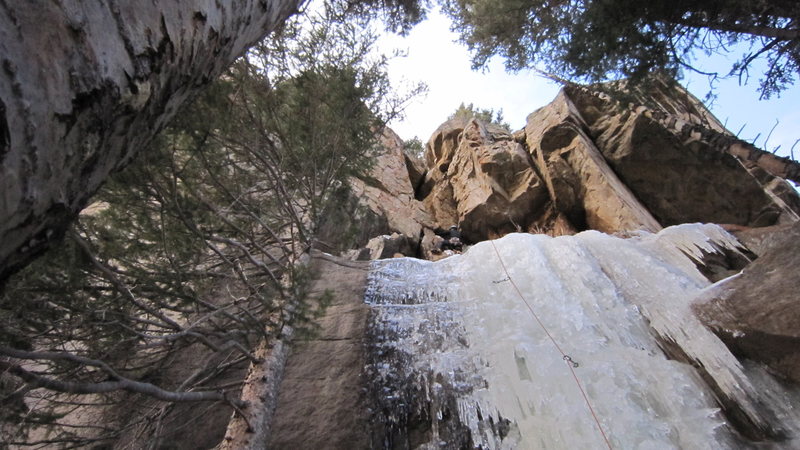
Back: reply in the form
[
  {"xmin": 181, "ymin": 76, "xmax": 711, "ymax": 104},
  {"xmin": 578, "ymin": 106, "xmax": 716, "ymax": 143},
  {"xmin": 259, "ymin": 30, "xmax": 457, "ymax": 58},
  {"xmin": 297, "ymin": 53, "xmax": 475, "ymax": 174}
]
[{"xmin": 489, "ymin": 240, "xmax": 613, "ymax": 450}]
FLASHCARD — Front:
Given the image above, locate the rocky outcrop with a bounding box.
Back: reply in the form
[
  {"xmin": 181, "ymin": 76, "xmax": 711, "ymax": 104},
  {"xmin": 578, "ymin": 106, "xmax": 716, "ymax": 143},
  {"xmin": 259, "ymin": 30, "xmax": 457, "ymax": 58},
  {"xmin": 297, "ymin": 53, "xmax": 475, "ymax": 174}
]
[
  {"xmin": 334, "ymin": 76, "xmax": 800, "ymax": 267},
  {"xmin": 566, "ymin": 86, "xmax": 791, "ymax": 227},
  {"xmin": 349, "ymin": 128, "xmax": 435, "ymax": 242},
  {"xmin": 364, "ymin": 233, "xmax": 415, "ymax": 260},
  {"xmin": 403, "ymin": 78, "xmax": 800, "ymax": 245},
  {"xmin": 422, "ymin": 119, "xmax": 549, "ymax": 242},
  {"xmin": 525, "ymin": 91, "xmax": 662, "ymax": 234},
  {"xmin": 693, "ymin": 222, "xmax": 800, "ymax": 384},
  {"xmin": 726, "ymin": 223, "xmax": 796, "ymax": 256}
]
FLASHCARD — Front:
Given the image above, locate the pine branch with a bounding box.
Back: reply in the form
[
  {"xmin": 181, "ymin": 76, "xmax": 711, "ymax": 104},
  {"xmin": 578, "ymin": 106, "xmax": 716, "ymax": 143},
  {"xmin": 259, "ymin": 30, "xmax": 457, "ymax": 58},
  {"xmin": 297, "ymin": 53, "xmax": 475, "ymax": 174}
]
[{"xmin": 0, "ymin": 347, "xmax": 244, "ymax": 406}]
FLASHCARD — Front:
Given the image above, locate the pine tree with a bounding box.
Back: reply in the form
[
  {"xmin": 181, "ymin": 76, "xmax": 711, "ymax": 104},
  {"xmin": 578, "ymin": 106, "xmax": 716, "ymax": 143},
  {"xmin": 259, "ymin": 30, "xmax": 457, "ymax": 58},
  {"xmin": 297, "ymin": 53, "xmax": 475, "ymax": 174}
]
[
  {"xmin": 0, "ymin": 4, "xmax": 422, "ymax": 445},
  {"xmin": 442, "ymin": 0, "xmax": 800, "ymax": 98}
]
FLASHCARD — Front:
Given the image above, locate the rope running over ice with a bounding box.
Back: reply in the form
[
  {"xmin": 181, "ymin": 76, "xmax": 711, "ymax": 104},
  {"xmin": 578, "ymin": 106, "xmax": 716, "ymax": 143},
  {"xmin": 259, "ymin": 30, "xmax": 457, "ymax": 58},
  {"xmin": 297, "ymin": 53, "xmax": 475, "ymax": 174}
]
[{"xmin": 489, "ymin": 239, "xmax": 613, "ymax": 450}]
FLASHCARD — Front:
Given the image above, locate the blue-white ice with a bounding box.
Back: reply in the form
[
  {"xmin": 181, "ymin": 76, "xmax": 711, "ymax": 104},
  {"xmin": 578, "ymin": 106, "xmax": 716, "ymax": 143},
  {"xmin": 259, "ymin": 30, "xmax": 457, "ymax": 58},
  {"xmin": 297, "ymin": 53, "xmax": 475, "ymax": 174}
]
[{"xmin": 365, "ymin": 224, "xmax": 797, "ymax": 449}]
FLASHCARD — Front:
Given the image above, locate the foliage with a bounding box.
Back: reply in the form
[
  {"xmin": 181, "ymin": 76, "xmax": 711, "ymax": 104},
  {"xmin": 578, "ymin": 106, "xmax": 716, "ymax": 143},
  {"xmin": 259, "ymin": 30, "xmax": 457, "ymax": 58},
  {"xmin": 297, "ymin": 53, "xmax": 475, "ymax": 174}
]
[
  {"xmin": 325, "ymin": 0, "xmax": 431, "ymax": 33},
  {"xmin": 442, "ymin": 0, "xmax": 800, "ymax": 98},
  {"xmin": 449, "ymin": 102, "xmax": 510, "ymax": 129},
  {"xmin": 403, "ymin": 136, "xmax": 425, "ymax": 159},
  {"xmin": 0, "ymin": 4, "xmax": 421, "ymax": 445}
]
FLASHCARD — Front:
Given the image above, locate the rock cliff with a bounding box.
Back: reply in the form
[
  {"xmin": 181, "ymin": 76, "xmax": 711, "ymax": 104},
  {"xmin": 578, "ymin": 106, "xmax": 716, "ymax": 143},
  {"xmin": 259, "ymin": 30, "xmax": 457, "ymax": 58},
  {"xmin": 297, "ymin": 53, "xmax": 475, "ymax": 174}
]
[
  {"xmin": 11, "ymin": 76, "xmax": 797, "ymax": 448},
  {"xmin": 265, "ymin": 78, "xmax": 800, "ymax": 448},
  {"xmin": 345, "ymin": 77, "xmax": 799, "ymax": 261}
]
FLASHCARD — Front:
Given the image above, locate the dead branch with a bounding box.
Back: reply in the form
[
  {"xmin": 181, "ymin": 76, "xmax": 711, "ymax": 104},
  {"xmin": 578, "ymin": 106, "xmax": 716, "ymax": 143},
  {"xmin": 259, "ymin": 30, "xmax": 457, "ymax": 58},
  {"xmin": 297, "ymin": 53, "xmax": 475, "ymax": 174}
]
[{"xmin": 1, "ymin": 349, "xmax": 244, "ymax": 407}]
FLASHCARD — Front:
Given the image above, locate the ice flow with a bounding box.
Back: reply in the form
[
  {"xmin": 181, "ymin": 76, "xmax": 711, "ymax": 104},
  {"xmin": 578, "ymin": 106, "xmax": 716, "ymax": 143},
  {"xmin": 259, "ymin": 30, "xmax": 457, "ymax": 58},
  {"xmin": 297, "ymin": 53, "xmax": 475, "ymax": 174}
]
[{"xmin": 364, "ymin": 224, "xmax": 797, "ymax": 449}]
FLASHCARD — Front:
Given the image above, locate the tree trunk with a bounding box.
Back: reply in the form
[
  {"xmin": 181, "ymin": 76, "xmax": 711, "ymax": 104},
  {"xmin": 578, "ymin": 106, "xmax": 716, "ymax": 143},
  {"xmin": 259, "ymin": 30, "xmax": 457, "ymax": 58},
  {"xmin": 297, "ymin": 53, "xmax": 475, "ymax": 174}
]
[
  {"xmin": 0, "ymin": 0, "xmax": 303, "ymax": 285},
  {"xmin": 220, "ymin": 329, "xmax": 293, "ymax": 450}
]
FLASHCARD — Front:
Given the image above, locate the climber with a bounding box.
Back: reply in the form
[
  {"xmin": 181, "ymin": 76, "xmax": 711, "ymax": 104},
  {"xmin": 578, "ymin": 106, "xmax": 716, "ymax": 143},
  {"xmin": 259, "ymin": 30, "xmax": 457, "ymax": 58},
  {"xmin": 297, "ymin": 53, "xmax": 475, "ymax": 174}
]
[{"xmin": 440, "ymin": 225, "xmax": 463, "ymax": 252}]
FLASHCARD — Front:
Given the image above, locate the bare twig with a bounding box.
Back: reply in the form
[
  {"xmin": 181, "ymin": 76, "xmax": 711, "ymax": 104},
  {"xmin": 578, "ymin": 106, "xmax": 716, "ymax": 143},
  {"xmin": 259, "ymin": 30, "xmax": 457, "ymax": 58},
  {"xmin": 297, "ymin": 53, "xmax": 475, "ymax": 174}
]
[
  {"xmin": 0, "ymin": 350, "xmax": 240, "ymax": 406},
  {"xmin": 763, "ymin": 118, "xmax": 779, "ymax": 151},
  {"xmin": 68, "ymin": 230, "xmax": 182, "ymax": 331}
]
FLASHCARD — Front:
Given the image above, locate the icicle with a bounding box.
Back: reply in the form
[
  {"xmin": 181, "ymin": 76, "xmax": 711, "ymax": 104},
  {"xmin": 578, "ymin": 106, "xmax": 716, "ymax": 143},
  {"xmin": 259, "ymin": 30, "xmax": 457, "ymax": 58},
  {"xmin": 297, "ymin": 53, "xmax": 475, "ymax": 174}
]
[{"xmin": 363, "ymin": 224, "xmax": 796, "ymax": 449}]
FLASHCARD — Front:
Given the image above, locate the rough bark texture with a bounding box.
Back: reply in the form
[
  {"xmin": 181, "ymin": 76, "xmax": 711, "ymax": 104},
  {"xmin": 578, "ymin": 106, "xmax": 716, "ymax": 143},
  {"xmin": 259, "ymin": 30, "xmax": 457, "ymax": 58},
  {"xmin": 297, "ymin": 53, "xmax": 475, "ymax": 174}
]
[
  {"xmin": 220, "ymin": 329, "xmax": 293, "ymax": 450},
  {"xmin": 0, "ymin": 0, "xmax": 302, "ymax": 284}
]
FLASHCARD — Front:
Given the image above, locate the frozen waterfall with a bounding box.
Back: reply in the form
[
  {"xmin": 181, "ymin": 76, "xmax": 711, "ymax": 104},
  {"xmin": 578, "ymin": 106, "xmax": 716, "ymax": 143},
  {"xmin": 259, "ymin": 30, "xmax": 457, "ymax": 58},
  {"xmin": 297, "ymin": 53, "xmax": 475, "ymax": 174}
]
[{"xmin": 363, "ymin": 224, "xmax": 799, "ymax": 449}]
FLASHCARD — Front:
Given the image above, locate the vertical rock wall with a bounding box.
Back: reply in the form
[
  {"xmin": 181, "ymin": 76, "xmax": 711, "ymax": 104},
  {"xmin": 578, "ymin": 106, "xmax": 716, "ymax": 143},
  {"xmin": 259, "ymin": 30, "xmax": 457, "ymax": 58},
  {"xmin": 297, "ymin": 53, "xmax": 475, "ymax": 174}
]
[
  {"xmin": 269, "ymin": 79, "xmax": 800, "ymax": 449},
  {"xmin": 384, "ymin": 78, "xmax": 800, "ymax": 254},
  {"xmin": 268, "ymin": 253, "xmax": 373, "ymax": 449}
]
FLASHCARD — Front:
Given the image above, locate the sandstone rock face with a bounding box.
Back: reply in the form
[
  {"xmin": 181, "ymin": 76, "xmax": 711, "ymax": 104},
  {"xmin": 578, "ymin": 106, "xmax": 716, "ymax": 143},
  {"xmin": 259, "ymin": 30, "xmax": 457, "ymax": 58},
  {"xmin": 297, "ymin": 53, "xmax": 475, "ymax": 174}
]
[
  {"xmin": 365, "ymin": 233, "xmax": 414, "ymax": 260},
  {"xmin": 422, "ymin": 119, "xmax": 549, "ymax": 242},
  {"xmin": 450, "ymin": 121, "xmax": 549, "ymax": 242},
  {"xmin": 403, "ymin": 149, "xmax": 427, "ymax": 193},
  {"xmin": 693, "ymin": 222, "xmax": 800, "ymax": 384},
  {"xmin": 567, "ymin": 87, "xmax": 789, "ymax": 227},
  {"xmin": 525, "ymin": 91, "xmax": 662, "ymax": 234},
  {"xmin": 421, "ymin": 175, "xmax": 460, "ymax": 232},
  {"xmin": 425, "ymin": 118, "xmax": 471, "ymax": 172},
  {"xmin": 400, "ymin": 79, "xmax": 800, "ymax": 250},
  {"xmin": 727, "ymin": 223, "xmax": 796, "ymax": 256},
  {"xmin": 268, "ymin": 252, "xmax": 372, "ymax": 449},
  {"xmin": 739, "ymin": 162, "xmax": 800, "ymax": 224},
  {"xmin": 349, "ymin": 128, "xmax": 435, "ymax": 241},
  {"xmin": 340, "ymin": 76, "xmax": 799, "ymax": 263}
]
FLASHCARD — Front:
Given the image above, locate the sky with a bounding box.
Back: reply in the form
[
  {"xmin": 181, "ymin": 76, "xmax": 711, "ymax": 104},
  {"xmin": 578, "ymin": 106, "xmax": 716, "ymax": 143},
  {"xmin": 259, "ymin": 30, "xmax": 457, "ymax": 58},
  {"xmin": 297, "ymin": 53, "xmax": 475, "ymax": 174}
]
[{"xmin": 376, "ymin": 8, "xmax": 800, "ymax": 162}]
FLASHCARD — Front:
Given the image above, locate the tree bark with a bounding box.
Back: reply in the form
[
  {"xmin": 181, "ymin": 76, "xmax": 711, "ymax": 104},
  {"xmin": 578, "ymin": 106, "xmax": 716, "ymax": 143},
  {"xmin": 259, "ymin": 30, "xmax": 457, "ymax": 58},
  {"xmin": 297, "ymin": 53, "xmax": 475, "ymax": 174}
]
[
  {"xmin": 220, "ymin": 329, "xmax": 293, "ymax": 450},
  {"xmin": 0, "ymin": 0, "xmax": 303, "ymax": 285}
]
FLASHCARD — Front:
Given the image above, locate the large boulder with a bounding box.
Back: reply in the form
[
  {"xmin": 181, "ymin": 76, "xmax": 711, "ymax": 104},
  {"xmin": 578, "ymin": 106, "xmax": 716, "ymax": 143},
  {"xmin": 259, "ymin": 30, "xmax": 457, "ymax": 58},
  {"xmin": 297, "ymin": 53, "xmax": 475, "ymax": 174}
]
[
  {"xmin": 424, "ymin": 117, "xmax": 471, "ymax": 172},
  {"xmin": 567, "ymin": 86, "xmax": 790, "ymax": 227},
  {"xmin": 449, "ymin": 120, "xmax": 549, "ymax": 241},
  {"xmin": 418, "ymin": 119, "xmax": 467, "ymax": 228},
  {"xmin": 364, "ymin": 233, "xmax": 414, "ymax": 260}
]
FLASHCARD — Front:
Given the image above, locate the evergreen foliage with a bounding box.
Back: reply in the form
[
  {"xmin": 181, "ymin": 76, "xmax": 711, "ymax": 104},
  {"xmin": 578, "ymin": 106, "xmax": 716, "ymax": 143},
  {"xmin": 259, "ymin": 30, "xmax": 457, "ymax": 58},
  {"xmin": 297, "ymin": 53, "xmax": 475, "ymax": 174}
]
[
  {"xmin": 328, "ymin": 0, "xmax": 431, "ymax": 33},
  {"xmin": 403, "ymin": 136, "xmax": 425, "ymax": 159},
  {"xmin": 442, "ymin": 0, "xmax": 800, "ymax": 98},
  {"xmin": 449, "ymin": 102, "xmax": 510, "ymax": 129},
  {"xmin": 0, "ymin": 4, "xmax": 420, "ymax": 445}
]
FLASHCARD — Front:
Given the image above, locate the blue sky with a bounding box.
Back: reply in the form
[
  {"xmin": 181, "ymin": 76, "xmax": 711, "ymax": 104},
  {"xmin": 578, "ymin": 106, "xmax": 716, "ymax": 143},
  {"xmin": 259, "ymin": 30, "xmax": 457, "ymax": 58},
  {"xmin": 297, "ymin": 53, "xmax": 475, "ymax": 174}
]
[{"xmin": 378, "ymin": 8, "xmax": 800, "ymax": 163}]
